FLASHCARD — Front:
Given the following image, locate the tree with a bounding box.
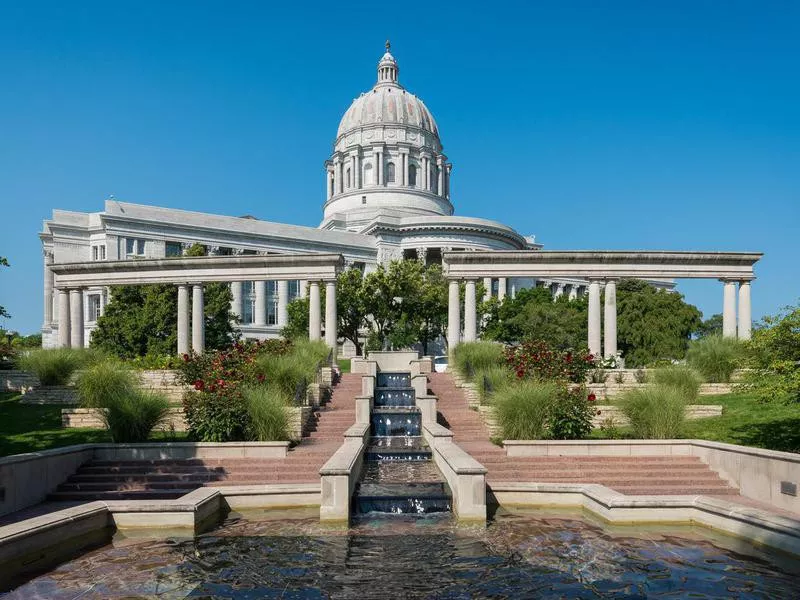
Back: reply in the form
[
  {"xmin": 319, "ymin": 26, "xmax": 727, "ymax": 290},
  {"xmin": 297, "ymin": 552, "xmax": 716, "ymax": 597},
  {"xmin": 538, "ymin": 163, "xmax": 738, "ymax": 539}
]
[
  {"xmin": 414, "ymin": 264, "xmax": 448, "ymax": 355},
  {"xmin": 91, "ymin": 244, "xmax": 236, "ymax": 358},
  {"xmin": 695, "ymin": 313, "xmax": 723, "ymax": 338},
  {"xmin": 0, "ymin": 257, "xmax": 9, "ymax": 320},
  {"xmin": 282, "ymin": 297, "xmax": 310, "ymax": 340},
  {"xmin": 616, "ymin": 279, "xmax": 702, "ymax": 367},
  {"xmin": 336, "ymin": 268, "xmax": 368, "ymax": 355}
]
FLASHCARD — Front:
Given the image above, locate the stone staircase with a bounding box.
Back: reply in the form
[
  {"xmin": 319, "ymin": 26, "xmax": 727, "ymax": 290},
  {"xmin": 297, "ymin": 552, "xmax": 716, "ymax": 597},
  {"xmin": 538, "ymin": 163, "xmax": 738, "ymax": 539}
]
[
  {"xmin": 428, "ymin": 372, "xmax": 738, "ymax": 497},
  {"xmin": 48, "ymin": 373, "xmax": 361, "ymax": 502}
]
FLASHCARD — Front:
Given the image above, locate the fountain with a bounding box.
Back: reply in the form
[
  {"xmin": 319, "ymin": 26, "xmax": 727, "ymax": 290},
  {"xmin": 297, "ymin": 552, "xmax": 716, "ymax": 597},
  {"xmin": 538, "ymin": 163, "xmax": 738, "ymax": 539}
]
[{"xmin": 352, "ymin": 371, "xmax": 452, "ymax": 515}]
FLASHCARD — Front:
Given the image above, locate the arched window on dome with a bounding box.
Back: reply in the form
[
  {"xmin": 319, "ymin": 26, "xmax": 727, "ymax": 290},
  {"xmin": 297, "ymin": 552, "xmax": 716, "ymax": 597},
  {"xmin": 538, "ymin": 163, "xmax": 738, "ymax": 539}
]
[
  {"xmin": 363, "ymin": 162, "xmax": 373, "ymax": 185},
  {"xmin": 386, "ymin": 162, "xmax": 396, "ymax": 183},
  {"xmin": 346, "ymin": 168, "xmax": 351, "ymax": 189},
  {"xmin": 408, "ymin": 164, "xmax": 417, "ymax": 187}
]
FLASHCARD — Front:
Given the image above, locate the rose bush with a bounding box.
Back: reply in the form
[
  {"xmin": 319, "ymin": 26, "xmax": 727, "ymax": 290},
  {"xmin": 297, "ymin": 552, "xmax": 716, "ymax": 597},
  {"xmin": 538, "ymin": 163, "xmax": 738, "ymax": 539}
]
[{"xmin": 505, "ymin": 340, "xmax": 594, "ymax": 384}]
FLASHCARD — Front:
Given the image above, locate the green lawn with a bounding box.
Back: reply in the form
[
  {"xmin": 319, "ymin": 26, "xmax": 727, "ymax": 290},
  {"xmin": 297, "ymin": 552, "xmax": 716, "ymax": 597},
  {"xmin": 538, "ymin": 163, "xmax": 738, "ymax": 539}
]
[
  {"xmin": 0, "ymin": 392, "xmax": 185, "ymax": 458},
  {"xmin": 337, "ymin": 358, "xmax": 351, "ymax": 373},
  {"xmin": 594, "ymin": 393, "xmax": 800, "ymax": 453}
]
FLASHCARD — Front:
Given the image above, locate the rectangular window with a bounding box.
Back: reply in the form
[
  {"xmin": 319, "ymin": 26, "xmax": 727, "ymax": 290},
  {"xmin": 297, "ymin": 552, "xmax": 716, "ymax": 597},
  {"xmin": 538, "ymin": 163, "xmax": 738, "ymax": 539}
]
[
  {"xmin": 87, "ymin": 295, "xmax": 102, "ymax": 322},
  {"xmin": 125, "ymin": 238, "xmax": 147, "ymax": 258},
  {"xmin": 91, "ymin": 245, "xmax": 107, "ymax": 261},
  {"xmin": 165, "ymin": 241, "xmax": 183, "ymax": 257}
]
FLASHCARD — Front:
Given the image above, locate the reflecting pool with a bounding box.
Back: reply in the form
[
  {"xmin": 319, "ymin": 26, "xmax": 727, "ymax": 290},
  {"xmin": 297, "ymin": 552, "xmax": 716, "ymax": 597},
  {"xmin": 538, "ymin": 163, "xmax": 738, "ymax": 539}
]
[{"xmin": 4, "ymin": 508, "xmax": 799, "ymax": 598}]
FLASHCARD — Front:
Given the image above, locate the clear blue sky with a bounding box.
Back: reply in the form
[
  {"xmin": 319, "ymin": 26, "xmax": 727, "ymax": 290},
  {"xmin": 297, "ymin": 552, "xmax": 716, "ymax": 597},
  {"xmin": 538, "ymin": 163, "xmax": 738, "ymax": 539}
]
[{"xmin": 1, "ymin": 1, "xmax": 798, "ymax": 334}]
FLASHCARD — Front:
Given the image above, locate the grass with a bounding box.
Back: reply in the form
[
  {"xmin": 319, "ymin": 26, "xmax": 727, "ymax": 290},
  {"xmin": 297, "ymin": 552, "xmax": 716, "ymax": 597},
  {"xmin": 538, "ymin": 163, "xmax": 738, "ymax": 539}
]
[
  {"xmin": 451, "ymin": 341, "xmax": 505, "ymax": 379},
  {"xmin": 474, "ymin": 364, "xmax": 512, "ymax": 404},
  {"xmin": 652, "ymin": 366, "xmax": 702, "ymax": 402},
  {"xmin": 242, "ymin": 385, "xmax": 290, "ymax": 441},
  {"xmin": 493, "ymin": 380, "xmax": 560, "ymax": 440},
  {"xmin": 17, "ymin": 348, "xmax": 100, "ymax": 386},
  {"xmin": 619, "ymin": 385, "xmax": 687, "ymax": 439},
  {"xmin": 686, "ymin": 335, "xmax": 745, "ymax": 383},
  {"xmin": 0, "ymin": 392, "xmax": 185, "ymax": 457},
  {"xmin": 337, "ymin": 359, "xmax": 351, "ymax": 373}
]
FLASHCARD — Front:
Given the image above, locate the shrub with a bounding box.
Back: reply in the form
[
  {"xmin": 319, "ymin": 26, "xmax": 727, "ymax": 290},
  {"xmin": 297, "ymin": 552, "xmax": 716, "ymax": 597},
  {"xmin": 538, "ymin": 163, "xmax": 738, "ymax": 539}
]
[
  {"xmin": 184, "ymin": 390, "xmax": 251, "ymax": 442},
  {"xmin": 291, "ymin": 338, "xmax": 330, "ymax": 367},
  {"xmin": 452, "ymin": 342, "xmax": 505, "ymax": 379},
  {"xmin": 242, "ymin": 385, "xmax": 290, "ymax": 441},
  {"xmin": 100, "ymin": 390, "xmax": 171, "ymax": 443},
  {"xmin": 255, "ymin": 353, "xmax": 313, "ymax": 402},
  {"xmin": 505, "ymin": 339, "xmax": 594, "ymax": 384},
  {"xmin": 76, "ymin": 360, "xmax": 139, "ymax": 408},
  {"xmin": 18, "ymin": 348, "xmax": 99, "ymax": 385},
  {"xmin": 549, "ymin": 386, "xmax": 595, "ymax": 440},
  {"xmin": 475, "ymin": 364, "xmax": 512, "ymax": 404},
  {"xmin": 685, "ymin": 335, "xmax": 744, "ymax": 383},
  {"xmin": 634, "ymin": 369, "xmax": 648, "ymax": 384},
  {"xmin": 493, "ymin": 380, "xmax": 560, "ymax": 440},
  {"xmin": 652, "ymin": 366, "xmax": 702, "ymax": 402},
  {"xmin": 620, "ymin": 385, "xmax": 687, "ymax": 439}
]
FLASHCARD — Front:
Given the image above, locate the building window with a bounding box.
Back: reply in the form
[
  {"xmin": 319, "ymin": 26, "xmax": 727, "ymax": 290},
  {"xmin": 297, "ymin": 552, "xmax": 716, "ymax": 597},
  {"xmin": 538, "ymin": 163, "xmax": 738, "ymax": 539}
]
[
  {"xmin": 409, "ymin": 164, "xmax": 417, "ymax": 187},
  {"xmin": 363, "ymin": 162, "xmax": 373, "ymax": 185},
  {"xmin": 91, "ymin": 245, "xmax": 106, "ymax": 261},
  {"xmin": 386, "ymin": 162, "xmax": 396, "ymax": 183},
  {"xmin": 267, "ymin": 281, "xmax": 277, "ymax": 325},
  {"xmin": 346, "ymin": 167, "xmax": 351, "ymax": 188},
  {"xmin": 165, "ymin": 241, "xmax": 183, "ymax": 257},
  {"xmin": 432, "ymin": 167, "xmax": 439, "ymax": 193},
  {"xmin": 87, "ymin": 294, "xmax": 102, "ymax": 322},
  {"xmin": 125, "ymin": 238, "xmax": 147, "ymax": 258}
]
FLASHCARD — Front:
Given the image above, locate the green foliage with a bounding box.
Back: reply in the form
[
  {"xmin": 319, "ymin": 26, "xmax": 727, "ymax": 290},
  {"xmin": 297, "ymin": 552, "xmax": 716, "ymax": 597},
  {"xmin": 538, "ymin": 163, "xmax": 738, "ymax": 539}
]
[
  {"xmin": 282, "ymin": 297, "xmax": 309, "ymax": 340},
  {"xmin": 493, "ymin": 380, "xmax": 559, "ymax": 440},
  {"xmin": 242, "ymin": 385, "xmax": 290, "ymax": 441},
  {"xmin": 452, "ymin": 341, "xmax": 505, "ymax": 379},
  {"xmin": 695, "ymin": 313, "xmax": 723, "ymax": 338},
  {"xmin": 738, "ymin": 303, "xmax": 800, "ymax": 404},
  {"xmin": 504, "ymin": 339, "xmax": 594, "ymax": 383},
  {"xmin": 0, "ymin": 256, "xmax": 10, "ymax": 320},
  {"xmin": 336, "ymin": 268, "xmax": 368, "ymax": 356},
  {"xmin": 620, "ymin": 385, "xmax": 687, "ymax": 439},
  {"xmin": 184, "ymin": 391, "xmax": 251, "ymax": 442},
  {"xmin": 483, "ymin": 287, "xmax": 588, "ymax": 349},
  {"xmin": 652, "ymin": 366, "xmax": 702, "ymax": 402},
  {"xmin": 549, "ymin": 386, "xmax": 595, "ymax": 440},
  {"xmin": 616, "ymin": 279, "xmax": 702, "ymax": 367},
  {"xmin": 76, "ymin": 360, "xmax": 139, "ymax": 408},
  {"xmin": 18, "ymin": 348, "xmax": 98, "ymax": 385},
  {"xmin": 125, "ymin": 354, "xmax": 183, "ymax": 370},
  {"xmin": 255, "ymin": 352, "xmax": 312, "ymax": 401},
  {"xmin": 686, "ymin": 335, "xmax": 744, "ymax": 383},
  {"xmin": 99, "ymin": 390, "xmax": 171, "ymax": 443},
  {"xmin": 474, "ymin": 364, "xmax": 512, "ymax": 404}
]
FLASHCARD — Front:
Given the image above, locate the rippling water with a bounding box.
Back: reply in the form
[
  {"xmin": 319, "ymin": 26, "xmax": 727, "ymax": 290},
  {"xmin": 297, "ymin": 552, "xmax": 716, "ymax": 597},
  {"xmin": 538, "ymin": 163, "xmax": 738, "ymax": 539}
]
[{"xmin": 4, "ymin": 508, "xmax": 799, "ymax": 599}]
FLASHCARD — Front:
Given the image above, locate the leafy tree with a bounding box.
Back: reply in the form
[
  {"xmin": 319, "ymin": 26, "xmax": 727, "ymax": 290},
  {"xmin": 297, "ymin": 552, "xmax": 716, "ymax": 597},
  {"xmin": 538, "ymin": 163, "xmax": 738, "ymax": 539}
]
[
  {"xmin": 0, "ymin": 257, "xmax": 9, "ymax": 319},
  {"xmin": 415, "ymin": 264, "xmax": 448, "ymax": 355},
  {"xmin": 695, "ymin": 313, "xmax": 723, "ymax": 338},
  {"xmin": 616, "ymin": 279, "xmax": 702, "ymax": 367},
  {"xmin": 282, "ymin": 297, "xmax": 310, "ymax": 340},
  {"xmin": 337, "ymin": 268, "xmax": 368, "ymax": 355},
  {"xmin": 91, "ymin": 243, "xmax": 236, "ymax": 358}
]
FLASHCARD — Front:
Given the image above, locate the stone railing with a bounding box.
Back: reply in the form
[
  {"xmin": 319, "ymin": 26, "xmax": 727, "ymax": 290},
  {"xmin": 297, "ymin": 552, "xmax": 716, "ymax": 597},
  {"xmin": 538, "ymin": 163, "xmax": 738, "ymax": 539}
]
[{"xmin": 319, "ymin": 438, "xmax": 365, "ymax": 524}]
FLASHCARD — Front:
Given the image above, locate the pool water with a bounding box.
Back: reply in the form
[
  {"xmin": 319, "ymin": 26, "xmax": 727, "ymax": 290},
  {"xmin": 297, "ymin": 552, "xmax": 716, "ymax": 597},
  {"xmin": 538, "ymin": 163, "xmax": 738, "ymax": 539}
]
[{"xmin": 4, "ymin": 508, "xmax": 799, "ymax": 598}]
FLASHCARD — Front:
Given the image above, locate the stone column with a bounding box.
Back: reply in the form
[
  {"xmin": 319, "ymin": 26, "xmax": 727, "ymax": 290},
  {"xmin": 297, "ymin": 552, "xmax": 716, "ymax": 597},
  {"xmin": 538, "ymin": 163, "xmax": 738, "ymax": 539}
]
[
  {"xmin": 57, "ymin": 289, "xmax": 70, "ymax": 348},
  {"xmin": 447, "ymin": 280, "xmax": 460, "ymax": 350},
  {"xmin": 588, "ymin": 279, "xmax": 602, "ymax": 357},
  {"xmin": 603, "ymin": 279, "xmax": 617, "ymax": 358},
  {"xmin": 463, "ymin": 279, "xmax": 477, "ymax": 342},
  {"xmin": 376, "ymin": 149, "xmax": 383, "ymax": 185},
  {"xmin": 351, "ymin": 155, "xmax": 357, "ymax": 189},
  {"xmin": 298, "ymin": 280, "xmax": 307, "ymax": 299},
  {"xmin": 309, "ymin": 282, "xmax": 321, "ymax": 341},
  {"xmin": 325, "ymin": 281, "xmax": 337, "ymax": 357},
  {"xmin": 43, "ymin": 251, "xmax": 54, "ymax": 326},
  {"xmin": 483, "ymin": 277, "xmax": 492, "ymax": 301},
  {"xmin": 177, "ymin": 284, "xmax": 190, "ymax": 355},
  {"xmin": 554, "ymin": 283, "xmax": 565, "ymax": 299},
  {"xmin": 254, "ymin": 280, "xmax": 267, "ymax": 326},
  {"xmin": 722, "ymin": 280, "xmax": 737, "ymax": 338},
  {"xmin": 738, "ymin": 281, "xmax": 752, "ymax": 340},
  {"xmin": 437, "ymin": 157, "xmax": 444, "ymax": 196},
  {"xmin": 568, "ymin": 285, "xmax": 578, "ymax": 301},
  {"xmin": 69, "ymin": 288, "xmax": 84, "ymax": 349},
  {"xmin": 277, "ymin": 279, "xmax": 289, "ymax": 328},
  {"xmin": 192, "ymin": 284, "xmax": 205, "ymax": 353},
  {"xmin": 230, "ymin": 282, "xmax": 243, "ymax": 321},
  {"xmin": 498, "ymin": 277, "xmax": 507, "ymax": 301}
]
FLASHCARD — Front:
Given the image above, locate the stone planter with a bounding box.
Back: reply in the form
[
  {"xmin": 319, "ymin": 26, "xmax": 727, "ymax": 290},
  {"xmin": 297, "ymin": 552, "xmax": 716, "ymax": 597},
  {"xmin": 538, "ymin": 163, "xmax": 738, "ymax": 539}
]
[{"xmin": 20, "ymin": 386, "xmax": 79, "ymax": 405}]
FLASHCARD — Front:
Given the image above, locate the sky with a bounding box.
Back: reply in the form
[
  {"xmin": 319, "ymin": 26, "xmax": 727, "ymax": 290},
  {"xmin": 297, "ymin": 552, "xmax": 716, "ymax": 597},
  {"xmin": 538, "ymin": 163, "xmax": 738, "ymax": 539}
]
[{"xmin": 1, "ymin": 1, "xmax": 798, "ymax": 335}]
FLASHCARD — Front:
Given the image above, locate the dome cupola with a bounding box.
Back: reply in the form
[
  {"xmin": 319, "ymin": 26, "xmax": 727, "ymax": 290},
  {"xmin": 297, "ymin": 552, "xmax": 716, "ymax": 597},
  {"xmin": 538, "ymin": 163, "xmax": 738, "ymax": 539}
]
[{"xmin": 322, "ymin": 43, "xmax": 454, "ymax": 231}]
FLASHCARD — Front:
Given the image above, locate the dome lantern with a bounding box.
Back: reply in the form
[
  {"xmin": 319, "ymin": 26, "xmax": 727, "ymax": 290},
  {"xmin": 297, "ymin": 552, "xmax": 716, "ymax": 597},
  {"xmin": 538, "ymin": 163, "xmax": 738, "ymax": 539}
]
[{"xmin": 377, "ymin": 39, "xmax": 399, "ymax": 86}]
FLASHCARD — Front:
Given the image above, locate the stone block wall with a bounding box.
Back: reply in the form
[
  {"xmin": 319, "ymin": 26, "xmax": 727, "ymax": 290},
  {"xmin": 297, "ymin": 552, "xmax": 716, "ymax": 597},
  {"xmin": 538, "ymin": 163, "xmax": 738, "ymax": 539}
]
[
  {"xmin": 1, "ymin": 370, "xmax": 39, "ymax": 392},
  {"xmin": 62, "ymin": 407, "xmax": 187, "ymax": 431},
  {"xmin": 20, "ymin": 386, "xmax": 79, "ymax": 405}
]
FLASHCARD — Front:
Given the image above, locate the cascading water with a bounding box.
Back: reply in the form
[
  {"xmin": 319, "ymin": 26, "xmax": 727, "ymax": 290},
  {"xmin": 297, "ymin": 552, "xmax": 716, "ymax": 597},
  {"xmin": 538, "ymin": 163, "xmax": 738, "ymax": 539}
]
[{"xmin": 353, "ymin": 371, "xmax": 452, "ymax": 515}]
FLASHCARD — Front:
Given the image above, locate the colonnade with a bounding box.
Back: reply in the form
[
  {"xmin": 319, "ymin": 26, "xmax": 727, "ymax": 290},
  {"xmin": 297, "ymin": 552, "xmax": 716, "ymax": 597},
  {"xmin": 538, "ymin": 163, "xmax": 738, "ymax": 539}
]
[{"xmin": 447, "ymin": 276, "xmax": 753, "ymax": 357}]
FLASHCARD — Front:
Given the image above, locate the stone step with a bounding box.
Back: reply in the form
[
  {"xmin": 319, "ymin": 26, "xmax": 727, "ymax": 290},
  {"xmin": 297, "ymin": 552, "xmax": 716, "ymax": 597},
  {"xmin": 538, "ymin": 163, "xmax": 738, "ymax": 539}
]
[{"xmin": 48, "ymin": 490, "xmax": 197, "ymax": 501}]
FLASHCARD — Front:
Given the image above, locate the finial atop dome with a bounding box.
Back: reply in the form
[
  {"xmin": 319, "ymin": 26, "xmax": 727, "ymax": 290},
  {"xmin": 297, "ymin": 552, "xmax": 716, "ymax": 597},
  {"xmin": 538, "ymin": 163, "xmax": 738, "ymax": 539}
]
[{"xmin": 377, "ymin": 40, "xmax": 399, "ymax": 86}]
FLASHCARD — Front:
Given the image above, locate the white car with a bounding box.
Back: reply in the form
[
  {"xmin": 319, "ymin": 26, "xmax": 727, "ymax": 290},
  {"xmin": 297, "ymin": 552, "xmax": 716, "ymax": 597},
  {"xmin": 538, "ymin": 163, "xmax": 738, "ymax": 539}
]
[{"xmin": 433, "ymin": 355, "xmax": 449, "ymax": 373}]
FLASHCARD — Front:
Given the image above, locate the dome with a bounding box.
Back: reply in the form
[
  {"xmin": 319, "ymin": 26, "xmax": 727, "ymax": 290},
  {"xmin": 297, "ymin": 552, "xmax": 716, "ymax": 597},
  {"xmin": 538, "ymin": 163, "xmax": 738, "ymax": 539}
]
[{"xmin": 336, "ymin": 42, "xmax": 439, "ymax": 139}]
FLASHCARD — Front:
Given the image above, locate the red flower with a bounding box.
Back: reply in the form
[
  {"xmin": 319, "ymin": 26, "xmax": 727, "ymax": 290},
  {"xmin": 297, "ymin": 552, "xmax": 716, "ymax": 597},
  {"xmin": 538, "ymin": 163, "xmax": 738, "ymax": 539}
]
[
  {"xmin": 587, "ymin": 393, "xmax": 596, "ymax": 402},
  {"xmin": 182, "ymin": 353, "xmax": 190, "ymax": 361},
  {"xmin": 257, "ymin": 374, "xmax": 266, "ymax": 383},
  {"xmin": 193, "ymin": 379, "xmax": 205, "ymax": 391}
]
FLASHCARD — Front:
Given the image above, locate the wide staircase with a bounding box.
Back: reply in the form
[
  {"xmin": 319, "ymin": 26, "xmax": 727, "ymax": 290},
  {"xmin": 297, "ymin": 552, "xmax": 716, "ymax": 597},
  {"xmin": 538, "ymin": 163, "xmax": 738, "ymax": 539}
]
[
  {"xmin": 49, "ymin": 373, "xmax": 362, "ymax": 502},
  {"xmin": 428, "ymin": 372, "xmax": 739, "ymax": 497}
]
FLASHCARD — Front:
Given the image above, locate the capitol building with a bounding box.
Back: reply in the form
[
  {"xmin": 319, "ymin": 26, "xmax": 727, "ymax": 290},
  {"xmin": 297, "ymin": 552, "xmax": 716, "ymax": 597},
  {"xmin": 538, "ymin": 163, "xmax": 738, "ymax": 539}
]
[{"xmin": 40, "ymin": 42, "xmax": 593, "ymax": 350}]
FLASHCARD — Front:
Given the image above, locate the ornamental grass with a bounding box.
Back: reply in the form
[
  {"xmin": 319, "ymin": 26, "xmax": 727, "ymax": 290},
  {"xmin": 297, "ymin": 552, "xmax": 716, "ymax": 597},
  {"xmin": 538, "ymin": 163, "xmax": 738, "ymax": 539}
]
[
  {"xmin": 242, "ymin": 385, "xmax": 290, "ymax": 441},
  {"xmin": 452, "ymin": 341, "xmax": 505, "ymax": 380},
  {"xmin": 620, "ymin": 385, "xmax": 687, "ymax": 439},
  {"xmin": 686, "ymin": 335, "xmax": 744, "ymax": 383},
  {"xmin": 474, "ymin": 364, "xmax": 513, "ymax": 404},
  {"xmin": 255, "ymin": 352, "xmax": 315, "ymax": 402},
  {"xmin": 652, "ymin": 366, "xmax": 702, "ymax": 402},
  {"xmin": 18, "ymin": 348, "xmax": 100, "ymax": 386},
  {"xmin": 493, "ymin": 380, "xmax": 560, "ymax": 440}
]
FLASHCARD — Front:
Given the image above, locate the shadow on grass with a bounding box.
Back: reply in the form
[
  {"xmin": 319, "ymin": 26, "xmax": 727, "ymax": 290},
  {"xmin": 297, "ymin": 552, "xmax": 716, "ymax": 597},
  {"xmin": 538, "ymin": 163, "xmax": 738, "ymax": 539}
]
[{"xmin": 728, "ymin": 418, "xmax": 800, "ymax": 454}]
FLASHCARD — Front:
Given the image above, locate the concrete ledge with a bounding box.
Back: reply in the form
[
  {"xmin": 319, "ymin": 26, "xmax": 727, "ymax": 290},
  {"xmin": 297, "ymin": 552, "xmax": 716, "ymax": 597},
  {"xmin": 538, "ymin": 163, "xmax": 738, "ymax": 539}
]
[
  {"xmin": 415, "ymin": 396, "xmax": 437, "ymax": 425},
  {"xmin": 92, "ymin": 441, "xmax": 290, "ymax": 460},
  {"xmin": 350, "ymin": 358, "xmax": 377, "ymax": 376},
  {"xmin": 319, "ymin": 439, "xmax": 365, "ymax": 523},
  {"xmin": 355, "ymin": 395, "xmax": 372, "ymax": 425},
  {"xmin": 410, "ymin": 358, "xmax": 432, "ymax": 375},
  {"xmin": 106, "ymin": 487, "xmax": 222, "ymax": 531},
  {"xmin": 488, "ymin": 482, "xmax": 800, "ymax": 557},
  {"xmin": 411, "ymin": 374, "xmax": 428, "ymax": 397},
  {"xmin": 366, "ymin": 351, "xmax": 419, "ymax": 372},
  {"xmin": 361, "ymin": 374, "xmax": 375, "ymax": 397},
  {"xmin": 343, "ymin": 422, "xmax": 371, "ymax": 443},
  {"xmin": 215, "ymin": 483, "xmax": 320, "ymax": 510},
  {"xmin": 501, "ymin": 440, "xmax": 800, "ymax": 514}
]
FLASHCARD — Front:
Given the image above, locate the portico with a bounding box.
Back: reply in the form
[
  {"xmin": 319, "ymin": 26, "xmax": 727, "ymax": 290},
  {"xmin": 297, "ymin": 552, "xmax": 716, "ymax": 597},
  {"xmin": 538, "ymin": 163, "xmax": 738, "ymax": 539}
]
[
  {"xmin": 50, "ymin": 254, "xmax": 343, "ymax": 357},
  {"xmin": 443, "ymin": 251, "xmax": 762, "ymax": 357}
]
